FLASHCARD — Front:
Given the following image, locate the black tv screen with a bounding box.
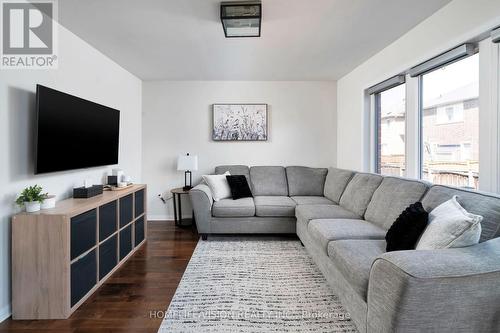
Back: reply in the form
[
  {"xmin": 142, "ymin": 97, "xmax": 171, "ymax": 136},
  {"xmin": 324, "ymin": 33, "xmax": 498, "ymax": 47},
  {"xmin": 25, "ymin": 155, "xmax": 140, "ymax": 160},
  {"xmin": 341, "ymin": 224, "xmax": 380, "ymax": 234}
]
[{"xmin": 35, "ymin": 85, "xmax": 120, "ymax": 174}]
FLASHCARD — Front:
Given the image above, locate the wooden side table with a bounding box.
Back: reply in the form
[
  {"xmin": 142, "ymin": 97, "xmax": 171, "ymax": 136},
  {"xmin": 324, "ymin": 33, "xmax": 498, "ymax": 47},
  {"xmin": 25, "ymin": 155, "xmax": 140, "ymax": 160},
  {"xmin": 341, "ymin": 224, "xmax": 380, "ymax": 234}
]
[{"xmin": 171, "ymin": 187, "xmax": 195, "ymax": 228}]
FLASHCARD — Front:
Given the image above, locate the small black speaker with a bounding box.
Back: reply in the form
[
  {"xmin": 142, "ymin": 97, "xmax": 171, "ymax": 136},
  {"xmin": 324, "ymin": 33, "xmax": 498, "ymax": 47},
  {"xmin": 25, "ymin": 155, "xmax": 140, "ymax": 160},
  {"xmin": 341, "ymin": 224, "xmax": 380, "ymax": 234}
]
[{"xmin": 107, "ymin": 175, "xmax": 118, "ymax": 186}]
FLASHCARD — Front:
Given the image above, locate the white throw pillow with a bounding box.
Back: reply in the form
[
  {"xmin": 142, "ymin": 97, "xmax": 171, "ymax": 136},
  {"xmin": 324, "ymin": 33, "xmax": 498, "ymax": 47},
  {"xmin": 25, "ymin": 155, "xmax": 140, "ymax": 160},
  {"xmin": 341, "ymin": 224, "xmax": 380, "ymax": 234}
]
[
  {"xmin": 416, "ymin": 195, "xmax": 482, "ymax": 250},
  {"xmin": 202, "ymin": 172, "xmax": 231, "ymax": 202}
]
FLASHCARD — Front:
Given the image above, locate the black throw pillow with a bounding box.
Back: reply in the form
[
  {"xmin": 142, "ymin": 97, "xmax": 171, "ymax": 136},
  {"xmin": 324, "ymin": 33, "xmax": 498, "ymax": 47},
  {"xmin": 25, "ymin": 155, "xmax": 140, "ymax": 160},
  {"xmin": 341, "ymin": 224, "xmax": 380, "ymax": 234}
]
[
  {"xmin": 226, "ymin": 175, "xmax": 253, "ymax": 200},
  {"xmin": 385, "ymin": 202, "xmax": 429, "ymax": 252}
]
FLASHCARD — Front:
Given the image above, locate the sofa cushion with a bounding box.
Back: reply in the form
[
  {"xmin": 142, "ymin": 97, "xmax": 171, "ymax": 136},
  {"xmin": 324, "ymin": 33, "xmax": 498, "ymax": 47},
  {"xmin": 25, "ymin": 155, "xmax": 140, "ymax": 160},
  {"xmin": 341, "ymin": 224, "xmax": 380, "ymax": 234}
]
[
  {"xmin": 339, "ymin": 173, "xmax": 383, "ymax": 217},
  {"xmin": 291, "ymin": 196, "xmax": 334, "ymax": 205},
  {"xmin": 286, "ymin": 166, "xmax": 328, "ymax": 196},
  {"xmin": 328, "ymin": 239, "xmax": 386, "ymax": 300},
  {"xmin": 308, "ymin": 219, "xmax": 386, "ymax": 252},
  {"xmin": 215, "ymin": 165, "xmax": 250, "ymax": 182},
  {"xmin": 422, "ymin": 185, "xmax": 500, "ymax": 242},
  {"xmin": 254, "ymin": 196, "xmax": 296, "ymax": 217},
  {"xmin": 212, "ymin": 197, "xmax": 255, "ymax": 217},
  {"xmin": 324, "ymin": 168, "xmax": 355, "ymax": 204},
  {"xmin": 250, "ymin": 166, "xmax": 288, "ymax": 196},
  {"xmin": 365, "ymin": 177, "xmax": 429, "ymax": 229},
  {"xmin": 295, "ymin": 204, "xmax": 361, "ymax": 226}
]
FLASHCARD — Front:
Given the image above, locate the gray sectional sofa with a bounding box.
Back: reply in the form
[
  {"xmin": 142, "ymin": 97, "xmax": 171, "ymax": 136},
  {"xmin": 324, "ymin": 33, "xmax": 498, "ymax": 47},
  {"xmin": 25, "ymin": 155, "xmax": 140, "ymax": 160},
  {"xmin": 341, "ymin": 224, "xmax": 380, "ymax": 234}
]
[{"xmin": 190, "ymin": 165, "xmax": 500, "ymax": 333}]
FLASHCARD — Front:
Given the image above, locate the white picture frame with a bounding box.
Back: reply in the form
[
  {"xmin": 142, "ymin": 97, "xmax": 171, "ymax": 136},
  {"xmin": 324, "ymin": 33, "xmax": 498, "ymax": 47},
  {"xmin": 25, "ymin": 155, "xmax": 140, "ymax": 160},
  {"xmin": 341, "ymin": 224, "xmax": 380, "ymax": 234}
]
[{"xmin": 212, "ymin": 104, "xmax": 268, "ymax": 141}]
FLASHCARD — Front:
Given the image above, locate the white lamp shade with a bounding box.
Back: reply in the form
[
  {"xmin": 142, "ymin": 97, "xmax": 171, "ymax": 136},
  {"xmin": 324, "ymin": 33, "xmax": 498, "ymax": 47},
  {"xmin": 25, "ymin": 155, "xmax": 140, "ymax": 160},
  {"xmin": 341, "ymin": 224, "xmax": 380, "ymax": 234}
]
[{"xmin": 177, "ymin": 155, "xmax": 198, "ymax": 171}]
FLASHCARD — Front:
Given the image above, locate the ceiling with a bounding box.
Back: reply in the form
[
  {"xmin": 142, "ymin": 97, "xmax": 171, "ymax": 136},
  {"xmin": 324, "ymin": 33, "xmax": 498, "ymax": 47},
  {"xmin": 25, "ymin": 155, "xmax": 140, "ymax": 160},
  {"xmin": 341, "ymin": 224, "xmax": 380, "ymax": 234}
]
[{"xmin": 58, "ymin": 0, "xmax": 451, "ymax": 81}]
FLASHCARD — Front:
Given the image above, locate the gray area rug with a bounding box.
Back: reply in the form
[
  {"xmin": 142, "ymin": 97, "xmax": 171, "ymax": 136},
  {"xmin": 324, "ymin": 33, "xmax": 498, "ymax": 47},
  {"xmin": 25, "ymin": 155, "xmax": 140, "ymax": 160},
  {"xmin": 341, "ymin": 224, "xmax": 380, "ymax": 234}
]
[{"xmin": 159, "ymin": 237, "xmax": 358, "ymax": 332}]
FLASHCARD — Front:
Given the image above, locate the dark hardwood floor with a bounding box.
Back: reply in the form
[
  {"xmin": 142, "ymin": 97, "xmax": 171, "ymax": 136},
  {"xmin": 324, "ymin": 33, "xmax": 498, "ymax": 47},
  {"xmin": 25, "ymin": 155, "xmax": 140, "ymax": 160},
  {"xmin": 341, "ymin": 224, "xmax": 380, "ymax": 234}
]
[{"xmin": 0, "ymin": 221, "xmax": 199, "ymax": 333}]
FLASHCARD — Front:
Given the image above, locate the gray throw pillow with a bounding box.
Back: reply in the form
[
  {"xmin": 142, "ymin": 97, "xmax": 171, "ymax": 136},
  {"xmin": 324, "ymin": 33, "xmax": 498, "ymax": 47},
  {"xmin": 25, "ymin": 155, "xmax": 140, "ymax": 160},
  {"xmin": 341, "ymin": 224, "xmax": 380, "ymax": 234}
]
[{"xmin": 416, "ymin": 195, "xmax": 482, "ymax": 250}]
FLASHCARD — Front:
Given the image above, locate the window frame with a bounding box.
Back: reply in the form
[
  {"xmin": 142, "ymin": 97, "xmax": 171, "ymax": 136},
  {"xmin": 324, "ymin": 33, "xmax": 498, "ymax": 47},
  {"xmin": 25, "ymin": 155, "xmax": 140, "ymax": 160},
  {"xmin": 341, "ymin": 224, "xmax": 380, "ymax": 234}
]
[
  {"xmin": 373, "ymin": 83, "xmax": 407, "ymax": 175},
  {"xmin": 374, "ymin": 92, "xmax": 382, "ymax": 173},
  {"xmin": 417, "ymin": 51, "xmax": 480, "ymax": 184},
  {"xmin": 366, "ymin": 37, "xmax": 500, "ymax": 193}
]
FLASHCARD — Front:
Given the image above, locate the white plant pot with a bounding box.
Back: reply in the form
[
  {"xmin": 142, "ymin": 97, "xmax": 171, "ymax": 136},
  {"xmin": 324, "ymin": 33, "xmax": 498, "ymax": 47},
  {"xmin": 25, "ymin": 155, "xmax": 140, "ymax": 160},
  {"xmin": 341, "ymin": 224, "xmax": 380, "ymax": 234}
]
[
  {"xmin": 25, "ymin": 201, "xmax": 41, "ymax": 213},
  {"xmin": 41, "ymin": 195, "xmax": 56, "ymax": 209}
]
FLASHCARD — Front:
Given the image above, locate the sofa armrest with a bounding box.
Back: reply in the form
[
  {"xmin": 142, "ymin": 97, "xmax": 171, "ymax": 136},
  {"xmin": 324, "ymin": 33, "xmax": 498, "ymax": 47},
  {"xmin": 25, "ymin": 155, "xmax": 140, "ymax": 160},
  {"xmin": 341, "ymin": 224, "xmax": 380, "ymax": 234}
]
[
  {"xmin": 367, "ymin": 238, "xmax": 500, "ymax": 333},
  {"xmin": 189, "ymin": 184, "xmax": 213, "ymax": 234}
]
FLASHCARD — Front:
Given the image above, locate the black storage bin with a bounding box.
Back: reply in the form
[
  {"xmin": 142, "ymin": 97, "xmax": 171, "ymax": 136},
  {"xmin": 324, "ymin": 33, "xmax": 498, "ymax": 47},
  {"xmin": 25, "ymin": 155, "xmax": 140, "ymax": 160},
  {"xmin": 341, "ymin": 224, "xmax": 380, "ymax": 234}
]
[
  {"xmin": 99, "ymin": 201, "xmax": 117, "ymax": 241},
  {"xmin": 99, "ymin": 235, "xmax": 117, "ymax": 280},
  {"xmin": 119, "ymin": 194, "xmax": 133, "ymax": 228},
  {"xmin": 71, "ymin": 209, "xmax": 97, "ymax": 260},
  {"xmin": 135, "ymin": 189, "xmax": 144, "ymax": 217},
  {"xmin": 119, "ymin": 225, "xmax": 132, "ymax": 260},
  {"xmin": 71, "ymin": 249, "xmax": 97, "ymax": 307},
  {"xmin": 135, "ymin": 216, "xmax": 145, "ymax": 246}
]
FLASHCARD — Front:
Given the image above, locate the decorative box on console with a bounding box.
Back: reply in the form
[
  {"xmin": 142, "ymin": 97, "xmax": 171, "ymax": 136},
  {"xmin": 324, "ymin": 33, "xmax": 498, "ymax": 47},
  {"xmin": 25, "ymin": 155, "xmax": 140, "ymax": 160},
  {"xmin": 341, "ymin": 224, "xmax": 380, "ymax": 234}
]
[{"xmin": 73, "ymin": 185, "xmax": 104, "ymax": 198}]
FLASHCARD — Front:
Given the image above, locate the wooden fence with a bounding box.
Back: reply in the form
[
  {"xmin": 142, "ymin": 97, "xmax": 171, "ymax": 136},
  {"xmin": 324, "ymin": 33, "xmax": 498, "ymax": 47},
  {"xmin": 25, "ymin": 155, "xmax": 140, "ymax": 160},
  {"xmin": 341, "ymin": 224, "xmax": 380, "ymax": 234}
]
[{"xmin": 381, "ymin": 161, "xmax": 479, "ymax": 189}]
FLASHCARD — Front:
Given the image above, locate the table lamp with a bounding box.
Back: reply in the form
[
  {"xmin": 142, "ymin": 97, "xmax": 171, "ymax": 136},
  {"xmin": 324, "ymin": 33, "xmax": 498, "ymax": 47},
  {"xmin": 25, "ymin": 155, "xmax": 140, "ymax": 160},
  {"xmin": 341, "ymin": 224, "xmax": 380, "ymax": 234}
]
[{"xmin": 177, "ymin": 153, "xmax": 198, "ymax": 191}]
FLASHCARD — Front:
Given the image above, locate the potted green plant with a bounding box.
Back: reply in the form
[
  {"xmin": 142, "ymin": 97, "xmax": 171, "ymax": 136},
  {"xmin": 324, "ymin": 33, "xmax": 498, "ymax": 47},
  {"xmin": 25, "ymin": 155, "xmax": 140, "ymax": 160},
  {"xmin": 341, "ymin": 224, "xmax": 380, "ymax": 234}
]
[{"xmin": 16, "ymin": 185, "xmax": 46, "ymax": 213}]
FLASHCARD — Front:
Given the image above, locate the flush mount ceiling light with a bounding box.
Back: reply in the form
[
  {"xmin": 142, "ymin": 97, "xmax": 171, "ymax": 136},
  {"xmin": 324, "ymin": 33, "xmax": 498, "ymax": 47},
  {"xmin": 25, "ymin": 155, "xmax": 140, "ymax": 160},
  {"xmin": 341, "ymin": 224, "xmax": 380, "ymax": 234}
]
[{"xmin": 220, "ymin": 1, "xmax": 262, "ymax": 38}]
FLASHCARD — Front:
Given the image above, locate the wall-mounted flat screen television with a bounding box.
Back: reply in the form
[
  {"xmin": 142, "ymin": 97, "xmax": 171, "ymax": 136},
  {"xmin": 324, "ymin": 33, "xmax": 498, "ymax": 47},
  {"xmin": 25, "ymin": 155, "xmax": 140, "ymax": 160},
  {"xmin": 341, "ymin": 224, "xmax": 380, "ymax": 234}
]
[{"xmin": 35, "ymin": 85, "xmax": 120, "ymax": 174}]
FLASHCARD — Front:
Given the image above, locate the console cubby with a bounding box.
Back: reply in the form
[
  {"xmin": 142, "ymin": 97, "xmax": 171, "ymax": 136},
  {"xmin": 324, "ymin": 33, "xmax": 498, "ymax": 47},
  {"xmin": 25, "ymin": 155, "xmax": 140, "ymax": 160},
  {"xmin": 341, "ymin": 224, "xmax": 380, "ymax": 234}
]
[
  {"xmin": 135, "ymin": 216, "xmax": 145, "ymax": 246},
  {"xmin": 99, "ymin": 200, "xmax": 117, "ymax": 241},
  {"xmin": 120, "ymin": 194, "xmax": 133, "ymax": 228},
  {"xmin": 71, "ymin": 249, "xmax": 97, "ymax": 307},
  {"xmin": 12, "ymin": 184, "xmax": 147, "ymax": 319},
  {"xmin": 99, "ymin": 234, "xmax": 118, "ymax": 280},
  {"xmin": 120, "ymin": 224, "xmax": 133, "ymax": 260},
  {"xmin": 135, "ymin": 189, "xmax": 144, "ymax": 217},
  {"xmin": 70, "ymin": 209, "xmax": 97, "ymax": 260}
]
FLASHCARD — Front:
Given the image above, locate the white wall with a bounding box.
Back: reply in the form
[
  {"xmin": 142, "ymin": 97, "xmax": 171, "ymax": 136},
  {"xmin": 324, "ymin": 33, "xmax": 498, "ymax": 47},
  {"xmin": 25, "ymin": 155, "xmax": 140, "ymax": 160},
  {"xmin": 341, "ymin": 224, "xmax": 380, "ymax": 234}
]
[
  {"xmin": 336, "ymin": 0, "xmax": 500, "ymax": 171},
  {"xmin": 0, "ymin": 24, "xmax": 142, "ymax": 321},
  {"xmin": 142, "ymin": 81, "xmax": 336, "ymax": 220}
]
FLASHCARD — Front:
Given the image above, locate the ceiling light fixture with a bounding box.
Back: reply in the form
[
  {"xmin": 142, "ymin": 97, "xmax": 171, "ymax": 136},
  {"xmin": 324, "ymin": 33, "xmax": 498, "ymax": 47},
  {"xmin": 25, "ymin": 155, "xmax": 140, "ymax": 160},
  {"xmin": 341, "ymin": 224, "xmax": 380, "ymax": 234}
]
[{"xmin": 220, "ymin": 1, "xmax": 261, "ymax": 38}]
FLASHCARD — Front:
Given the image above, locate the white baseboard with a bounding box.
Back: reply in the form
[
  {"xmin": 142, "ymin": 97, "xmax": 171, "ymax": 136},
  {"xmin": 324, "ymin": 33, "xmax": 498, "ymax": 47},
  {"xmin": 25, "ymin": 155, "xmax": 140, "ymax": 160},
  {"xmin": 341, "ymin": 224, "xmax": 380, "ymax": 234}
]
[
  {"xmin": 147, "ymin": 214, "xmax": 193, "ymax": 221},
  {"xmin": 147, "ymin": 214, "xmax": 173, "ymax": 221},
  {"xmin": 0, "ymin": 304, "xmax": 11, "ymax": 323}
]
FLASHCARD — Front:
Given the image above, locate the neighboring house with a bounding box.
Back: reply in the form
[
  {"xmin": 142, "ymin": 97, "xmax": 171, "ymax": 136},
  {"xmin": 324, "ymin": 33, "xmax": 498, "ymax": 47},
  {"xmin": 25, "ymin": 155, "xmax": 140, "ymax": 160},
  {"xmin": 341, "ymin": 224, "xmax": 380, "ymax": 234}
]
[{"xmin": 381, "ymin": 82, "xmax": 479, "ymax": 188}]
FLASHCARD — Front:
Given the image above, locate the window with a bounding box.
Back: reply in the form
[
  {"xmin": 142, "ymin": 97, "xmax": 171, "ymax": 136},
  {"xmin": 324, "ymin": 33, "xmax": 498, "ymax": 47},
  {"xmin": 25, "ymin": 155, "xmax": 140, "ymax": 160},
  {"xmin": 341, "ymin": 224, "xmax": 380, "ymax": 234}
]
[
  {"xmin": 421, "ymin": 53, "xmax": 479, "ymax": 189},
  {"xmin": 436, "ymin": 104, "xmax": 464, "ymax": 124},
  {"xmin": 375, "ymin": 84, "xmax": 406, "ymax": 176}
]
